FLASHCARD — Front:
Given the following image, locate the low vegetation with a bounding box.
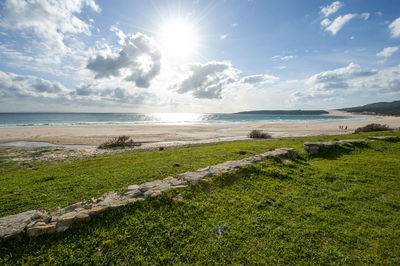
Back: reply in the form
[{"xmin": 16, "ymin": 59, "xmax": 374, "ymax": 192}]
[
  {"xmin": 341, "ymin": 100, "xmax": 400, "ymax": 116},
  {"xmin": 98, "ymin": 135, "xmax": 141, "ymax": 149},
  {"xmin": 249, "ymin": 130, "xmax": 272, "ymax": 139},
  {"xmin": 354, "ymin": 123, "xmax": 391, "ymax": 133},
  {"xmin": 1, "ymin": 131, "xmax": 399, "ymax": 264}
]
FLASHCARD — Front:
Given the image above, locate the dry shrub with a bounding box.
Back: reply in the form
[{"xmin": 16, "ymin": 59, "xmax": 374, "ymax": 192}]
[
  {"xmin": 249, "ymin": 130, "xmax": 272, "ymax": 139},
  {"xmin": 98, "ymin": 136, "xmax": 141, "ymax": 149},
  {"xmin": 354, "ymin": 123, "xmax": 391, "ymax": 133}
]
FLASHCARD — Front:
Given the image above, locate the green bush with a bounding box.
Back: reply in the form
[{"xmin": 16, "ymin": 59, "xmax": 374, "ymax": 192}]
[
  {"xmin": 98, "ymin": 136, "xmax": 141, "ymax": 149},
  {"xmin": 249, "ymin": 130, "xmax": 272, "ymax": 139},
  {"xmin": 354, "ymin": 123, "xmax": 391, "ymax": 133}
]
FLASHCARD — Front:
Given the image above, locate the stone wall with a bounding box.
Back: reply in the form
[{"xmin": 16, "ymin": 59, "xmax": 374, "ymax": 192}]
[
  {"xmin": 0, "ymin": 148, "xmax": 298, "ymax": 240},
  {"xmin": 303, "ymin": 136, "xmax": 398, "ymax": 154}
]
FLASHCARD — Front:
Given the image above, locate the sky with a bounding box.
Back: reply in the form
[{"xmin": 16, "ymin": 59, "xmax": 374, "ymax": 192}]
[{"xmin": 0, "ymin": 0, "xmax": 399, "ymax": 113}]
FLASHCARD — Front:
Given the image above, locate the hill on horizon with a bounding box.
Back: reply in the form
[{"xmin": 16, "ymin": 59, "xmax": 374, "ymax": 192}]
[
  {"xmin": 234, "ymin": 110, "xmax": 329, "ymax": 115},
  {"xmin": 340, "ymin": 100, "xmax": 400, "ymax": 116}
]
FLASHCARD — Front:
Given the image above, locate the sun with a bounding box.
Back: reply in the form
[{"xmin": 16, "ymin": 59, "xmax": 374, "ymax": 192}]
[{"xmin": 159, "ymin": 18, "xmax": 198, "ymax": 60}]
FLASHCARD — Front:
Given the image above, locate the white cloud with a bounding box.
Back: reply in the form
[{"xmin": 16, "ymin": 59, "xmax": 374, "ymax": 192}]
[
  {"xmin": 321, "ymin": 18, "xmax": 332, "ymax": 27},
  {"xmin": 325, "ymin": 14, "xmax": 357, "ymax": 35},
  {"xmin": 308, "ymin": 62, "xmax": 377, "ymax": 90},
  {"xmin": 272, "ymin": 55, "xmax": 296, "ymax": 61},
  {"xmin": 220, "ymin": 34, "xmax": 229, "ymax": 40},
  {"xmin": 0, "ymin": 70, "xmax": 157, "ymax": 110},
  {"xmin": 360, "ymin": 13, "xmax": 370, "ymax": 20},
  {"xmin": 0, "ymin": 70, "xmax": 68, "ymax": 101},
  {"xmin": 231, "ymin": 23, "xmax": 238, "ymax": 28},
  {"xmin": 389, "ymin": 17, "xmax": 400, "ymax": 38},
  {"xmin": 320, "ymin": 1, "xmax": 344, "ymax": 17},
  {"xmin": 240, "ymin": 74, "xmax": 279, "ymax": 84},
  {"xmin": 72, "ymin": 83, "xmax": 155, "ymax": 105},
  {"xmin": 289, "ymin": 64, "xmax": 400, "ymax": 107},
  {"xmin": 376, "ymin": 46, "xmax": 400, "ymax": 58},
  {"xmin": 0, "ymin": 0, "xmax": 100, "ymax": 53},
  {"xmin": 171, "ymin": 61, "xmax": 240, "ymax": 99},
  {"xmin": 87, "ymin": 31, "xmax": 162, "ymax": 88}
]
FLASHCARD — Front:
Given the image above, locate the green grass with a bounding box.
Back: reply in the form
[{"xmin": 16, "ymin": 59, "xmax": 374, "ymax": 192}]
[
  {"xmin": 0, "ymin": 131, "xmax": 399, "ymax": 217},
  {"xmin": 1, "ymin": 132, "xmax": 399, "ymax": 264}
]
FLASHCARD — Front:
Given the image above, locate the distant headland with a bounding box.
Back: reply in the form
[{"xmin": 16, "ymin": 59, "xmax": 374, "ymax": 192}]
[{"xmin": 234, "ymin": 110, "xmax": 329, "ymax": 115}]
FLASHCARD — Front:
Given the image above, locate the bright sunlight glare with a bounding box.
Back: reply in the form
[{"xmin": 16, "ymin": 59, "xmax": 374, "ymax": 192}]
[{"xmin": 159, "ymin": 19, "xmax": 198, "ymax": 59}]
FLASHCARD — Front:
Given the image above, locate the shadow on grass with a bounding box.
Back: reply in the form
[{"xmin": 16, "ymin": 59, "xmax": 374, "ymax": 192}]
[{"xmin": 309, "ymin": 142, "xmax": 370, "ymax": 160}]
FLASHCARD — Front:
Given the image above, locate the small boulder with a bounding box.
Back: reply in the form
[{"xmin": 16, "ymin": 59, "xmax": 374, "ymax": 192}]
[
  {"xmin": 174, "ymin": 193, "xmax": 183, "ymax": 202},
  {"xmin": 265, "ymin": 198, "xmax": 275, "ymax": 206}
]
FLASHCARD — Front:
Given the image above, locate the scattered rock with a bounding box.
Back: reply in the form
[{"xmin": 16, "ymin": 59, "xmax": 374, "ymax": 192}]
[
  {"xmin": 159, "ymin": 147, "xmax": 164, "ymax": 151},
  {"xmin": 174, "ymin": 193, "xmax": 183, "ymax": 202},
  {"xmin": 173, "ymin": 163, "xmax": 181, "ymax": 167},
  {"xmin": 283, "ymin": 159, "xmax": 291, "ymax": 165},
  {"xmin": 265, "ymin": 198, "xmax": 275, "ymax": 206}
]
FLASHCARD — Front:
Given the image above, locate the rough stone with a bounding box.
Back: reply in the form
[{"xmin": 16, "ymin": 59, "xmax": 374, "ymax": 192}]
[
  {"xmin": 56, "ymin": 212, "xmax": 76, "ymax": 232},
  {"xmin": 174, "ymin": 193, "xmax": 183, "ymax": 202},
  {"xmin": 265, "ymin": 198, "xmax": 275, "ymax": 206},
  {"xmin": 304, "ymin": 140, "xmax": 365, "ymax": 154},
  {"xmin": 124, "ymin": 189, "xmax": 142, "ymax": 198},
  {"xmin": 51, "ymin": 201, "xmax": 88, "ymax": 216},
  {"xmin": 0, "ymin": 210, "xmax": 36, "ymax": 240},
  {"xmin": 27, "ymin": 222, "xmax": 57, "ymax": 237},
  {"xmin": 98, "ymin": 193, "xmax": 127, "ymax": 209},
  {"xmin": 139, "ymin": 180, "xmax": 164, "ymax": 192},
  {"xmin": 171, "ymin": 185, "xmax": 188, "ymax": 189},
  {"xmin": 149, "ymin": 190, "xmax": 162, "ymax": 198},
  {"xmin": 127, "ymin": 185, "xmax": 140, "ymax": 191},
  {"xmin": 32, "ymin": 208, "xmax": 47, "ymax": 220},
  {"xmin": 367, "ymin": 136, "xmax": 399, "ymax": 141},
  {"xmin": 89, "ymin": 206, "xmax": 104, "ymax": 216},
  {"xmin": 75, "ymin": 212, "xmax": 90, "ymax": 222},
  {"xmin": 164, "ymin": 177, "xmax": 187, "ymax": 186}
]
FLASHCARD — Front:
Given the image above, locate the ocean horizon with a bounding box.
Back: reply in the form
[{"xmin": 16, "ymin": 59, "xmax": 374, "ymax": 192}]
[{"xmin": 0, "ymin": 112, "xmax": 368, "ymax": 128}]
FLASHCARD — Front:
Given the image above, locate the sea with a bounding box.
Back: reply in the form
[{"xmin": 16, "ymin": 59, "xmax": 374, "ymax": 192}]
[{"xmin": 0, "ymin": 112, "xmax": 368, "ymax": 128}]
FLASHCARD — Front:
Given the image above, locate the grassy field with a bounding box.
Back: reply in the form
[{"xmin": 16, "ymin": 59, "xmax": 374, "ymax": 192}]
[
  {"xmin": 1, "ymin": 131, "xmax": 400, "ymax": 264},
  {"xmin": 0, "ymin": 131, "xmax": 398, "ymax": 218}
]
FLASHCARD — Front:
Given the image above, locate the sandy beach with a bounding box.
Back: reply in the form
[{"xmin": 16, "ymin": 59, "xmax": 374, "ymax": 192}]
[{"xmin": 0, "ymin": 111, "xmax": 399, "ymax": 148}]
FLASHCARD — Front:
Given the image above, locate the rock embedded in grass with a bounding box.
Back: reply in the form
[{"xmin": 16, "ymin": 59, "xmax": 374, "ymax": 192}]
[
  {"xmin": 366, "ymin": 136, "xmax": 399, "ymax": 141},
  {"xmin": 303, "ymin": 139, "xmax": 366, "ymax": 154}
]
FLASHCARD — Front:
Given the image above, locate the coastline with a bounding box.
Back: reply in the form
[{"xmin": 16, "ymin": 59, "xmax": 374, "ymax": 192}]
[{"xmin": 0, "ymin": 111, "xmax": 399, "ymax": 147}]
